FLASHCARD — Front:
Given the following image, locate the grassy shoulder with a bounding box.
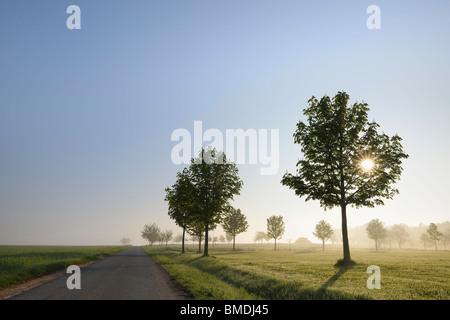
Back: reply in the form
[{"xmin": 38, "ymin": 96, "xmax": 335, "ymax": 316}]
[
  {"xmin": 0, "ymin": 245, "xmax": 128, "ymax": 289},
  {"xmin": 143, "ymin": 245, "xmax": 450, "ymax": 300}
]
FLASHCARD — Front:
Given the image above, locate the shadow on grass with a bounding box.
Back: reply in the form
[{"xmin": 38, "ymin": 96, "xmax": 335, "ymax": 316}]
[
  {"xmin": 314, "ymin": 265, "xmax": 351, "ymax": 299},
  {"xmin": 182, "ymin": 255, "xmax": 367, "ymax": 300}
]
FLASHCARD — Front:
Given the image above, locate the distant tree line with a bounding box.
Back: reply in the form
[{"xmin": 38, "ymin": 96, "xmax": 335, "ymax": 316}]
[
  {"xmin": 326, "ymin": 220, "xmax": 450, "ymax": 251},
  {"xmin": 365, "ymin": 220, "xmax": 448, "ymax": 251},
  {"xmin": 141, "ymin": 223, "xmax": 173, "ymax": 246}
]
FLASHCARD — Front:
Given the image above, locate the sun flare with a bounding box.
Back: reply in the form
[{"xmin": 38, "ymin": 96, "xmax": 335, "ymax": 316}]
[{"xmin": 361, "ymin": 159, "xmax": 375, "ymax": 171}]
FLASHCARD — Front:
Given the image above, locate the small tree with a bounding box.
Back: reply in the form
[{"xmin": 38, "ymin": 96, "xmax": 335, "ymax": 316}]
[
  {"xmin": 120, "ymin": 237, "xmax": 131, "ymax": 246},
  {"xmin": 426, "ymin": 223, "xmax": 442, "ymax": 251},
  {"xmin": 313, "ymin": 220, "xmax": 334, "ymax": 250},
  {"xmin": 225, "ymin": 232, "xmax": 233, "ymax": 246},
  {"xmin": 162, "ymin": 229, "xmax": 173, "ymax": 246},
  {"xmin": 420, "ymin": 233, "xmax": 432, "ymax": 250},
  {"xmin": 266, "ymin": 215, "xmax": 285, "ymax": 251},
  {"xmin": 366, "ymin": 219, "xmax": 387, "ymax": 251},
  {"xmin": 222, "ymin": 207, "xmax": 249, "ymax": 251},
  {"xmin": 390, "ymin": 224, "xmax": 409, "ymax": 249},
  {"xmin": 441, "ymin": 229, "xmax": 450, "ymax": 250},
  {"xmin": 141, "ymin": 223, "xmax": 161, "ymax": 246},
  {"xmin": 253, "ymin": 231, "xmax": 268, "ymax": 244},
  {"xmin": 219, "ymin": 234, "xmax": 226, "ymax": 245}
]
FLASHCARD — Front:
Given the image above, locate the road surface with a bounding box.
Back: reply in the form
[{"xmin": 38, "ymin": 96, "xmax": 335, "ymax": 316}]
[{"xmin": 9, "ymin": 246, "xmax": 190, "ymax": 300}]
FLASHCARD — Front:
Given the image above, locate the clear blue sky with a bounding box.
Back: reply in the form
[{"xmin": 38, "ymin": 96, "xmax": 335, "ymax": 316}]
[{"xmin": 1, "ymin": 1, "xmax": 449, "ymax": 245}]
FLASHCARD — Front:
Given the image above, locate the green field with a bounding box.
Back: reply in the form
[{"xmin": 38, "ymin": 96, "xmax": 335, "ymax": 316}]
[
  {"xmin": 0, "ymin": 245, "xmax": 127, "ymax": 289},
  {"xmin": 143, "ymin": 245, "xmax": 450, "ymax": 300}
]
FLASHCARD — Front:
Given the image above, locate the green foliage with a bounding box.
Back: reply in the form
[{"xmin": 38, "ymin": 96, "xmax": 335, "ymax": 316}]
[
  {"xmin": 187, "ymin": 148, "xmax": 243, "ymax": 228},
  {"xmin": 165, "ymin": 169, "xmax": 199, "ymax": 234},
  {"xmin": 426, "ymin": 223, "xmax": 442, "ymax": 241},
  {"xmin": 165, "ymin": 147, "xmax": 243, "ymax": 256},
  {"xmin": 366, "ymin": 219, "xmax": 387, "ymax": 251},
  {"xmin": 281, "ymin": 91, "xmax": 408, "ymax": 263},
  {"xmin": 141, "ymin": 223, "xmax": 161, "ymax": 245},
  {"xmin": 313, "ymin": 220, "xmax": 334, "ymax": 250},
  {"xmin": 426, "ymin": 223, "xmax": 443, "ymax": 251},
  {"xmin": 281, "ymin": 91, "xmax": 409, "ymax": 209},
  {"xmin": 390, "ymin": 224, "xmax": 409, "ymax": 248},
  {"xmin": 222, "ymin": 208, "xmax": 249, "ymax": 250},
  {"xmin": 266, "ymin": 216, "xmax": 285, "ymax": 240},
  {"xmin": 266, "ymin": 215, "xmax": 285, "ymax": 250}
]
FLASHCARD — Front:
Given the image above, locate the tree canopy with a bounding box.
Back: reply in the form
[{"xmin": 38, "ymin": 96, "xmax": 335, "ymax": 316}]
[
  {"xmin": 313, "ymin": 220, "xmax": 334, "ymax": 250},
  {"xmin": 266, "ymin": 215, "xmax": 285, "ymax": 251},
  {"xmin": 141, "ymin": 223, "xmax": 161, "ymax": 246},
  {"xmin": 222, "ymin": 207, "xmax": 249, "ymax": 251},
  {"xmin": 165, "ymin": 147, "xmax": 243, "ymax": 256},
  {"xmin": 165, "ymin": 168, "xmax": 198, "ymax": 253},
  {"xmin": 390, "ymin": 224, "xmax": 409, "ymax": 248},
  {"xmin": 366, "ymin": 219, "xmax": 387, "ymax": 251},
  {"xmin": 426, "ymin": 223, "xmax": 442, "ymax": 251}
]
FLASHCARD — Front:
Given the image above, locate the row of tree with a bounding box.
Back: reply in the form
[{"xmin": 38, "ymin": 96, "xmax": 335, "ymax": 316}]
[
  {"xmin": 141, "ymin": 214, "xmax": 287, "ymax": 252},
  {"xmin": 142, "ymin": 217, "xmax": 449, "ymax": 252},
  {"xmin": 313, "ymin": 219, "xmax": 450, "ymax": 251},
  {"xmin": 141, "ymin": 223, "xmax": 174, "ymax": 246},
  {"xmin": 164, "ymin": 149, "xmax": 243, "ymax": 256},
  {"xmin": 160, "ymin": 92, "xmax": 408, "ymax": 265},
  {"xmin": 141, "ymin": 222, "xmax": 241, "ymax": 248},
  {"xmin": 365, "ymin": 220, "xmax": 447, "ymax": 251}
]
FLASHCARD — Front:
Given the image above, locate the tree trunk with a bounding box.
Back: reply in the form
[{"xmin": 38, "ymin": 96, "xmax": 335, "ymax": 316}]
[
  {"xmin": 274, "ymin": 238, "xmax": 277, "ymax": 251},
  {"xmin": 203, "ymin": 225, "xmax": 209, "ymax": 256},
  {"xmin": 341, "ymin": 204, "xmax": 352, "ymax": 264},
  {"xmin": 434, "ymin": 240, "xmax": 437, "ymax": 251},
  {"xmin": 181, "ymin": 227, "xmax": 185, "ymax": 253},
  {"xmin": 232, "ymin": 235, "xmax": 236, "ymax": 251},
  {"xmin": 322, "ymin": 240, "xmax": 325, "ymax": 251},
  {"xmin": 198, "ymin": 232, "xmax": 202, "ymax": 253}
]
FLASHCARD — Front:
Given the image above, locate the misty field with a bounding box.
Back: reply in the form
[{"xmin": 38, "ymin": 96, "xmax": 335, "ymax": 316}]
[
  {"xmin": 143, "ymin": 245, "xmax": 449, "ymax": 300},
  {"xmin": 0, "ymin": 245, "xmax": 126, "ymax": 289}
]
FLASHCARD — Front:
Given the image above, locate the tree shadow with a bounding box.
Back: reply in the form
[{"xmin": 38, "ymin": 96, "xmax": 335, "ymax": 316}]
[{"xmin": 314, "ymin": 265, "xmax": 353, "ymax": 299}]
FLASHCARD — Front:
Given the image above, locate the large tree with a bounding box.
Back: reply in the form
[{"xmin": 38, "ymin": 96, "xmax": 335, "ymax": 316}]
[
  {"xmin": 282, "ymin": 91, "xmax": 408, "ymax": 265},
  {"xmin": 222, "ymin": 207, "xmax": 249, "ymax": 251},
  {"xmin": 185, "ymin": 148, "xmax": 243, "ymax": 256},
  {"xmin": 366, "ymin": 219, "xmax": 387, "ymax": 251},
  {"xmin": 313, "ymin": 220, "xmax": 334, "ymax": 250},
  {"xmin": 266, "ymin": 215, "xmax": 285, "ymax": 251}
]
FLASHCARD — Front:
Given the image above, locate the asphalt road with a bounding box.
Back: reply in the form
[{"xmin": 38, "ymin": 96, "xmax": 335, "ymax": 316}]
[{"xmin": 9, "ymin": 246, "xmax": 190, "ymax": 300}]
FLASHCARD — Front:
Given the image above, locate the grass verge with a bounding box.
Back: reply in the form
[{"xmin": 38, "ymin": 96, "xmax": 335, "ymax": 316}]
[
  {"xmin": 0, "ymin": 245, "xmax": 127, "ymax": 289},
  {"xmin": 143, "ymin": 246, "xmax": 450, "ymax": 300}
]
